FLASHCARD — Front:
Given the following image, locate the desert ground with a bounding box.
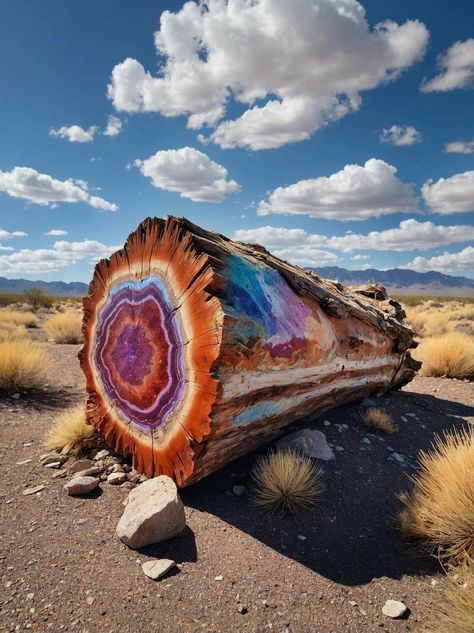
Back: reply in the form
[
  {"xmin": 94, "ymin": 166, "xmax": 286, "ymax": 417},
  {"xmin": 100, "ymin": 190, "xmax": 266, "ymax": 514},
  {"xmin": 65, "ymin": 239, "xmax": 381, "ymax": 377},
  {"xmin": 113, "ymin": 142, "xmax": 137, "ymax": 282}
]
[{"xmin": 0, "ymin": 298, "xmax": 473, "ymax": 633}]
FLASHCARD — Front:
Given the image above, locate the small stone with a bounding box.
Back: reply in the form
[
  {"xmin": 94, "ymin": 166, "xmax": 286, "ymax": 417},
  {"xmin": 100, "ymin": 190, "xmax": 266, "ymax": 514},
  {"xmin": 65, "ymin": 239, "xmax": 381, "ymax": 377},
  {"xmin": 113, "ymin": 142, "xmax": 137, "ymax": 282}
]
[
  {"xmin": 94, "ymin": 449, "xmax": 110, "ymax": 461},
  {"xmin": 401, "ymin": 416, "xmax": 408, "ymax": 423},
  {"xmin": 382, "ymin": 600, "xmax": 407, "ymax": 619},
  {"xmin": 323, "ymin": 420, "xmax": 331, "ymax": 426},
  {"xmin": 237, "ymin": 605, "xmax": 248, "ymax": 614},
  {"xmin": 69, "ymin": 459, "xmax": 94, "ymax": 474},
  {"xmin": 4, "ymin": 580, "xmax": 13, "ymax": 588},
  {"xmin": 23, "ymin": 485, "xmax": 44, "ymax": 496},
  {"xmin": 110, "ymin": 464, "xmax": 124, "ymax": 473},
  {"xmin": 86, "ymin": 596, "xmax": 95, "ymax": 606},
  {"xmin": 142, "ymin": 559, "xmax": 176, "ymax": 581},
  {"xmin": 349, "ymin": 600, "xmax": 357, "ymax": 607},
  {"xmin": 361, "ymin": 437, "xmax": 371, "ymax": 445},
  {"xmin": 335, "ymin": 445, "xmax": 344, "ymax": 452},
  {"xmin": 391, "ymin": 452, "xmax": 405, "ymax": 463},
  {"xmin": 11, "ymin": 393, "xmax": 20, "ymax": 400},
  {"xmin": 45, "ymin": 461, "xmax": 62, "ymax": 469},
  {"xmin": 26, "ymin": 593, "xmax": 34, "ymax": 600},
  {"xmin": 297, "ymin": 534, "xmax": 306, "ymax": 541},
  {"xmin": 40, "ymin": 454, "xmax": 68, "ymax": 466},
  {"xmin": 107, "ymin": 472, "xmax": 127, "ymax": 485},
  {"xmin": 73, "ymin": 466, "xmax": 102, "ymax": 478},
  {"xmin": 405, "ymin": 413, "xmax": 416, "ymax": 418},
  {"xmin": 214, "ymin": 575, "xmax": 224, "ymax": 581},
  {"xmin": 277, "ymin": 428, "xmax": 335, "ymax": 461},
  {"xmin": 16, "ymin": 459, "xmax": 32, "ymax": 466},
  {"xmin": 225, "ymin": 489, "xmax": 233, "ymax": 496},
  {"xmin": 64, "ymin": 476, "xmax": 99, "ymax": 496},
  {"xmin": 430, "ymin": 579, "xmax": 438, "ymax": 587},
  {"xmin": 232, "ymin": 485, "xmax": 246, "ymax": 497}
]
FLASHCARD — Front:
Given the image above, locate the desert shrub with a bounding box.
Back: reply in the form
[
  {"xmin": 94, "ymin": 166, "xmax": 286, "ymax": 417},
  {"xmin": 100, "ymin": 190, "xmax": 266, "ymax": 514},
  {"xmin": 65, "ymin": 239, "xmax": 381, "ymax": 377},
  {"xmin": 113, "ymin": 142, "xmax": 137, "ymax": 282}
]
[
  {"xmin": 413, "ymin": 332, "xmax": 474, "ymax": 379},
  {"xmin": 0, "ymin": 340, "xmax": 49, "ymax": 390},
  {"xmin": 398, "ymin": 427, "xmax": 474, "ymax": 564},
  {"xmin": 361, "ymin": 407, "xmax": 396, "ymax": 434},
  {"xmin": 0, "ymin": 322, "xmax": 28, "ymax": 342},
  {"xmin": 44, "ymin": 404, "xmax": 98, "ymax": 455},
  {"xmin": 405, "ymin": 306, "xmax": 451, "ymax": 337},
  {"xmin": 23, "ymin": 287, "xmax": 53, "ymax": 311},
  {"xmin": 249, "ymin": 448, "xmax": 324, "ymax": 515},
  {"xmin": 431, "ymin": 562, "xmax": 474, "ymax": 633},
  {"xmin": 44, "ymin": 312, "xmax": 83, "ymax": 344},
  {"xmin": 0, "ymin": 309, "xmax": 38, "ymax": 328}
]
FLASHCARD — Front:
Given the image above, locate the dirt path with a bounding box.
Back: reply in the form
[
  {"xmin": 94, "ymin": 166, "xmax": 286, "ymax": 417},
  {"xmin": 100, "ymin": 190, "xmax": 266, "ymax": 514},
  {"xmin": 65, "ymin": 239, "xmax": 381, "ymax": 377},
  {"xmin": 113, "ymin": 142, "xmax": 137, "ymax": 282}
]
[{"xmin": 1, "ymin": 342, "xmax": 473, "ymax": 633}]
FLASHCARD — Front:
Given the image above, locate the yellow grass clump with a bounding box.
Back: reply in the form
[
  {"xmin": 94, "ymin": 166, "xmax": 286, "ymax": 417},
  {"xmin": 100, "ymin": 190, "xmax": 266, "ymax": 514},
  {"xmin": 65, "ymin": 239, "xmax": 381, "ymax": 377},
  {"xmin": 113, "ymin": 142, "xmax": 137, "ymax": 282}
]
[
  {"xmin": 0, "ymin": 309, "xmax": 38, "ymax": 328},
  {"xmin": 249, "ymin": 448, "xmax": 324, "ymax": 515},
  {"xmin": 44, "ymin": 404, "xmax": 98, "ymax": 455},
  {"xmin": 44, "ymin": 312, "xmax": 83, "ymax": 344},
  {"xmin": 405, "ymin": 306, "xmax": 451, "ymax": 337},
  {"xmin": 398, "ymin": 427, "xmax": 474, "ymax": 564},
  {"xmin": 0, "ymin": 340, "xmax": 49, "ymax": 390},
  {"xmin": 431, "ymin": 562, "xmax": 474, "ymax": 633},
  {"xmin": 0, "ymin": 322, "xmax": 28, "ymax": 342},
  {"xmin": 413, "ymin": 332, "xmax": 474, "ymax": 379},
  {"xmin": 361, "ymin": 407, "xmax": 396, "ymax": 434}
]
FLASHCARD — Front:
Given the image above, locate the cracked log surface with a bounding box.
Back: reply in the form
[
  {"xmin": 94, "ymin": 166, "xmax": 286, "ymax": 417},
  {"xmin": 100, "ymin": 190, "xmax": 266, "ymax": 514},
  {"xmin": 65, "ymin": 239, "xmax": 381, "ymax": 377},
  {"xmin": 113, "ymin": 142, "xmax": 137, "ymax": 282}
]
[{"xmin": 79, "ymin": 216, "xmax": 420, "ymax": 486}]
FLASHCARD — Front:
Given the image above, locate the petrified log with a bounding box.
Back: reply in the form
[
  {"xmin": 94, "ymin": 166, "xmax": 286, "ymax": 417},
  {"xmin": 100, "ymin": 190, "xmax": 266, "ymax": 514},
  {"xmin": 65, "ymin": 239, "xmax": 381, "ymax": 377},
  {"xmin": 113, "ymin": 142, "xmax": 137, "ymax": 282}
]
[{"xmin": 79, "ymin": 216, "xmax": 420, "ymax": 486}]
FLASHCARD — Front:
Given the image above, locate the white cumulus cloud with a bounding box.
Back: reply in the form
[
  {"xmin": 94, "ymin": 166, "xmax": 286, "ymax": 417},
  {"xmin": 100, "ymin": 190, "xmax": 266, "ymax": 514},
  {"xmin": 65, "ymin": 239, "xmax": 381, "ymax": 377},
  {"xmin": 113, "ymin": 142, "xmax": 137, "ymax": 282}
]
[
  {"xmin": 134, "ymin": 147, "xmax": 240, "ymax": 203},
  {"xmin": 0, "ymin": 229, "xmax": 27, "ymax": 240},
  {"xmin": 0, "ymin": 166, "xmax": 118, "ymax": 211},
  {"xmin": 257, "ymin": 158, "xmax": 417, "ymax": 220},
  {"xmin": 445, "ymin": 140, "xmax": 474, "ymax": 154},
  {"xmin": 0, "ymin": 239, "xmax": 121, "ymax": 274},
  {"xmin": 379, "ymin": 125, "xmax": 421, "ymax": 146},
  {"xmin": 50, "ymin": 124, "xmax": 98, "ymax": 143},
  {"xmin": 44, "ymin": 229, "xmax": 68, "ymax": 236},
  {"xmin": 422, "ymin": 170, "xmax": 474, "ymax": 214},
  {"xmin": 108, "ymin": 0, "xmax": 428, "ymax": 150},
  {"xmin": 404, "ymin": 247, "xmax": 474, "ymax": 276},
  {"xmin": 422, "ymin": 38, "xmax": 474, "ymax": 92},
  {"xmin": 235, "ymin": 219, "xmax": 474, "ymax": 253},
  {"xmin": 103, "ymin": 115, "xmax": 123, "ymax": 137}
]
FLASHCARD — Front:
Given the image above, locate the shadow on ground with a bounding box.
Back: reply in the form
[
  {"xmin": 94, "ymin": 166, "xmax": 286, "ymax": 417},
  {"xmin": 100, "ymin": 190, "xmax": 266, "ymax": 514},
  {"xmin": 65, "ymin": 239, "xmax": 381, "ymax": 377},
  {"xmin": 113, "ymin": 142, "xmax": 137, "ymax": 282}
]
[
  {"xmin": 0, "ymin": 387, "xmax": 82, "ymax": 412},
  {"xmin": 183, "ymin": 390, "xmax": 474, "ymax": 586}
]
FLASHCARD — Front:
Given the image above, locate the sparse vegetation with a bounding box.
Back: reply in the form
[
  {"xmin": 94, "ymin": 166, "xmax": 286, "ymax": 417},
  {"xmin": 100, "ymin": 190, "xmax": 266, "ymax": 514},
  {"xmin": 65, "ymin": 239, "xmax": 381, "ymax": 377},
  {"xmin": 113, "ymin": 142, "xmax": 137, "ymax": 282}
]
[
  {"xmin": 398, "ymin": 427, "xmax": 474, "ymax": 565},
  {"xmin": 44, "ymin": 404, "xmax": 98, "ymax": 455},
  {"xmin": 0, "ymin": 309, "xmax": 38, "ymax": 328},
  {"xmin": 23, "ymin": 287, "xmax": 53, "ymax": 311},
  {"xmin": 413, "ymin": 332, "xmax": 474, "ymax": 379},
  {"xmin": 0, "ymin": 322, "xmax": 28, "ymax": 342},
  {"xmin": 44, "ymin": 312, "xmax": 83, "ymax": 344},
  {"xmin": 434, "ymin": 562, "xmax": 474, "ymax": 633},
  {"xmin": 0, "ymin": 340, "xmax": 49, "ymax": 390},
  {"xmin": 361, "ymin": 407, "xmax": 396, "ymax": 434},
  {"xmin": 249, "ymin": 448, "xmax": 324, "ymax": 515}
]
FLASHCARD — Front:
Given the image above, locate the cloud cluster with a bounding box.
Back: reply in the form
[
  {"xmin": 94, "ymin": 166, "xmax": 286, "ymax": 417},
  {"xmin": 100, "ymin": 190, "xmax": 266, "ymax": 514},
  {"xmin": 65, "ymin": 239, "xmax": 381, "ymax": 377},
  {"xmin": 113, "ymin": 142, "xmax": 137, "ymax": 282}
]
[
  {"xmin": 257, "ymin": 159, "xmax": 417, "ymax": 220},
  {"xmin": 235, "ymin": 219, "xmax": 474, "ymax": 256},
  {"xmin": 445, "ymin": 140, "xmax": 474, "ymax": 154},
  {"xmin": 0, "ymin": 239, "xmax": 121, "ymax": 274},
  {"xmin": 422, "ymin": 170, "xmax": 474, "ymax": 214},
  {"xmin": 379, "ymin": 125, "xmax": 421, "ymax": 146},
  {"xmin": 50, "ymin": 125, "xmax": 98, "ymax": 143},
  {"xmin": 422, "ymin": 38, "xmax": 474, "ymax": 92},
  {"xmin": 134, "ymin": 147, "xmax": 240, "ymax": 202},
  {"xmin": 0, "ymin": 167, "xmax": 117, "ymax": 211},
  {"xmin": 404, "ymin": 247, "xmax": 474, "ymax": 275},
  {"xmin": 44, "ymin": 229, "xmax": 68, "ymax": 236},
  {"xmin": 103, "ymin": 115, "xmax": 123, "ymax": 137},
  {"xmin": 108, "ymin": 0, "xmax": 428, "ymax": 150}
]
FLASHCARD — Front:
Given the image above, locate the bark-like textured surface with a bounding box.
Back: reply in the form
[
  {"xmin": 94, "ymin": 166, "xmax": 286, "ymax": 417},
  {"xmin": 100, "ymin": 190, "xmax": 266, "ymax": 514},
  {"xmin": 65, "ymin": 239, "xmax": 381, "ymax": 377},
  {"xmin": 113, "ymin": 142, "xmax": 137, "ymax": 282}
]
[{"xmin": 79, "ymin": 216, "xmax": 420, "ymax": 486}]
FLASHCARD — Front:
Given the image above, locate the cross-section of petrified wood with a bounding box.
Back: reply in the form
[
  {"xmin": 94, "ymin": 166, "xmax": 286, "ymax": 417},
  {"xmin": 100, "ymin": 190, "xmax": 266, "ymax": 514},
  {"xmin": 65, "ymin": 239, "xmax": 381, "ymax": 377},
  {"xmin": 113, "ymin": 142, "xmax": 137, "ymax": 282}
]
[{"xmin": 79, "ymin": 216, "xmax": 420, "ymax": 486}]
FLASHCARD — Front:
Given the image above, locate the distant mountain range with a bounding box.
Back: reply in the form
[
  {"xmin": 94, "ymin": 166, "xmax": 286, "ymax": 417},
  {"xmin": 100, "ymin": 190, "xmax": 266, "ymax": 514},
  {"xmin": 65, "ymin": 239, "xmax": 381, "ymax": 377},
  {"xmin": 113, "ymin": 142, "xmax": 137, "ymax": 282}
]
[
  {"xmin": 309, "ymin": 266, "xmax": 474, "ymax": 296},
  {"xmin": 0, "ymin": 266, "xmax": 473, "ymax": 297}
]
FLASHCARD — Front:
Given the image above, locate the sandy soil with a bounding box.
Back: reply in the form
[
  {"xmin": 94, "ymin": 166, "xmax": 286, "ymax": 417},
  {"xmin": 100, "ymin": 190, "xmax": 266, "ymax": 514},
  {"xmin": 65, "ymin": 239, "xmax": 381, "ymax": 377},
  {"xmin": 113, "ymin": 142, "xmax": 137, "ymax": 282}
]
[{"xmin": 1, "ymin": 339, "xmax": 473, "ymax": 633}]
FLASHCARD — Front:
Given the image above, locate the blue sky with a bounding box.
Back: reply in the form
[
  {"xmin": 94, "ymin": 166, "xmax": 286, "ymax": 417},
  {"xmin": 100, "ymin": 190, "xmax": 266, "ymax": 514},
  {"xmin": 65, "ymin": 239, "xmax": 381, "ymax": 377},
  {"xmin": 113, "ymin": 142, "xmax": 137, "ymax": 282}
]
[{"xmin": 0, "ymin": 0, "xmax": 473, "ymax": 281}]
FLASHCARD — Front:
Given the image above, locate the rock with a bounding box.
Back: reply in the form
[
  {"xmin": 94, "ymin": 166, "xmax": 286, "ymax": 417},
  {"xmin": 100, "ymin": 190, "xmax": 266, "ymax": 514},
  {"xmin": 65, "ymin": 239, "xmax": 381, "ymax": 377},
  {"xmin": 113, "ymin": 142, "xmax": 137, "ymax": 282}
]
[
  {"xmin": 297, "ymin": 534, "xmax": 306, "ymax": 541},
  {"xmin": 94, "ymin": 449, "xmax": 110, "ymax": 461},
  {"xmin": 382, "ymin": 600, "xmax": 407, "ymax": 619},
  {"xmin": 142, "ymin": 559, "xmax": 176, "ymax": 581},
  {"xmin": 360, "ymin": 398, "xmax": 376, "ymax": 409},
  {"xmin": 69, "ymin": 459, "xmax": 94, "ymax": 474},
  {"xmin": 232, "ymin": 485, "xmax": 246, "ymax": 497},
  {"xmin": 73, "ymin": 466, "xmax": 102, "ymax": 478},
  {"xmin": 116, "ymin": 476, "xmax": 185, "ymax": 549},
  {"xmin": 323, "ymin": 420, "xmax": 331, "ymax": 426},
  {"xmin": 11, "ymin": 393, "xmax": 20, "ymax": 400},
  {"xmin": 64, "ymin": 476, "xmax": 99, "ymax": 496},
  {"xmin": 214, "ymin": 575, "xmax": 223, "ymax": 581},
  {"xmin": 107, "ymin": 472, "xmax": 127, "ymax": 485},
  {"xmin": 51, "ymin": 469, "xmax": 67, "ymax": 479},
  {"xmin": 40, "ymin": 453, "xmax": 68, "ymax": 466},
  {"xmin": 361, "ymin": 437, "xmax": 371, "ymax": 445},
  {"xmin": 335, "ymin": 445, "xmax": 344, "ymax": 452},
  {"xmin": 277, "ymin": 429, "xmax": 335, "ymax": 461},
  {"xmin": 44, "ymin": 461, "xmax": 62, "ymax": 469},
  {"xmin": 110, "ymin": 464, "xmax": 124, "ymax": 473},
  {"xmin": 391, "ymin": 452, "xmax": 405, "ymax": 463},
  {"xmin": 86, "ymin": 596, "xmax": 95, "ymax": 606},
  {"xmin": 16, "ymin": 459, "xmax": 32, "ymax": 466},
  {"xmin": 23, "ymin": 485, "xmax": 44, "ymax": 496}
]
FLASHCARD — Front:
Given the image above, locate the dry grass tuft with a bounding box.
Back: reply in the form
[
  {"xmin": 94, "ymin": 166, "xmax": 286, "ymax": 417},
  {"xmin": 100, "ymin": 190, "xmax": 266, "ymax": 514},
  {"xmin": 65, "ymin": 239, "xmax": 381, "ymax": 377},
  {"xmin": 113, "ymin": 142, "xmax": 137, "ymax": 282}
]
[
  {"xmin": 44, "ymin": 404, "xmax": 98, "ymax": 455},
  {"xmin": 398, "ymin": 427, "xmax": 474, "ymax": 564},
  {"xmin": 0, "ymin": 340, "xmax": 49, "ymax": 390},
  {"xmin": 431, "ymin": 561, "xmax": 474, "ymax": 633},
  {"xmin": 413, "ymin": 332, "xmax": 474, "ymax": 379},
  {"xmin": 361, "ymin": 407, "xmax": 396, "ymax": 434},
  {"xmin": 0, "ymin": 322, "xmax": 28, "ymax": 342},
  {"xmin": 249, "ymin": 448, "xmax": 324, "ymax": 515},
  {"xmin": 0, "ymin": 309, "xmax": 38, "ymax": 328},
  {"xmin": 405, "ymin": 306, "xmax": 451, "ymax": 337},
  {"xmin": 44, "ymin": 312, "xmax": 83, "ymax": 344}
]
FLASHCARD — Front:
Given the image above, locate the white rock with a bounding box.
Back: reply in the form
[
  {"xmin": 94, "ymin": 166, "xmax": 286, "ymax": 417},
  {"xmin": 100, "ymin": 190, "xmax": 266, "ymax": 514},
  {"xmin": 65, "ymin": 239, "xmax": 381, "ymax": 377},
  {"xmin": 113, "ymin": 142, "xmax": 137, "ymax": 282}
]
[
  {"xmin": 116, "ymin": 476, "xmax": 185, "ymax": 549},
  {"xmin": 94, "ymin": 449, "xmax": 110, "ymax": 461},
  {"xmin": 41, "ymin": 454, "xmax": 67, "ymax": 466},
  {"xmin": 107, "ymin": 472, "xmax": 127, "ymax": 485},
  {"xmin": 64, "ymin": 476, "xmax": 99, "ymax": 496},
  {"xmin": 45, "ymin": 461, "xmax": 62, "ymax": 469},
  {"xmin": 277, "ymin": 429, "xmax": 335, "ymax": 461},
  {"xmin": 382, "ymin": 600, "xmax": 407, "ymax": 619},
  {"xmin": 142, "ymin": 559, "xmax": 176, "ymax": 581},
  {"xmin": 232, "ymin": 485, "xmax": 245, "ymax": 497},
  {"xmin": 69, "ymin": 459, "xmax": 94, "ymax": 474},
  {"xmin": 23, "ymin": 485, "xmax": 44, "ymax": 496},
  {"xmin": 214, "ymin": 575, "xmax": 223, "ymax": 581}
]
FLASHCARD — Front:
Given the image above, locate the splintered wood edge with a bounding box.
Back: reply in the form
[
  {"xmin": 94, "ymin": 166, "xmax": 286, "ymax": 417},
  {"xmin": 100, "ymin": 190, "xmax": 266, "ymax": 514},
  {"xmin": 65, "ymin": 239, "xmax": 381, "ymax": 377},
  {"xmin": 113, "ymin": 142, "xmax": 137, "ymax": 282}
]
[{"xmin": 79, "ymin": 216, "xmax": 224, "ymax": 484}]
